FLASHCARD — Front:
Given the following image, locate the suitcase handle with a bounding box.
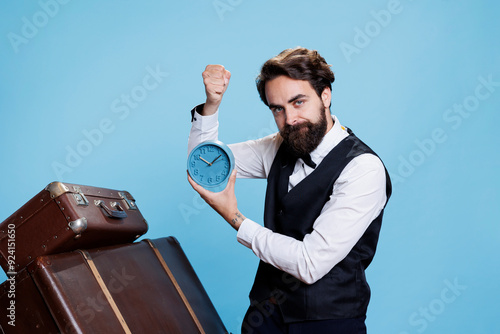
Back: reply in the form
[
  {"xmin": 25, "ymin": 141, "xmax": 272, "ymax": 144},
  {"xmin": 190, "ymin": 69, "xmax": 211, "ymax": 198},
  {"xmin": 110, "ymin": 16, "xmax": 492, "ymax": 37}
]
[{"xmin": 94, "ymin": 200, "xmax": 128, "ymax": 219}]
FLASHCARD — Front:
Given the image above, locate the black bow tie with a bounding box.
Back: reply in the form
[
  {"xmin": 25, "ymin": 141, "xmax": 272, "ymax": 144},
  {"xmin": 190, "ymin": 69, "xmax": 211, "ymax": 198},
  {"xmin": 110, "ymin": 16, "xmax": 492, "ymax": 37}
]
[{"xmin": 300, "ymin": 154, "xmax": 316, "ymax": 169}]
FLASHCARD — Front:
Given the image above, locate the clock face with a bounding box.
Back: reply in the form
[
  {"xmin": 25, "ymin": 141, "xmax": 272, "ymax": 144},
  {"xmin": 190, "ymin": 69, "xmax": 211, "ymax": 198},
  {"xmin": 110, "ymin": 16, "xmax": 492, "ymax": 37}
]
[{"xmin": 187, "ymin": 141, "xmax": 234, "ymax": 192}]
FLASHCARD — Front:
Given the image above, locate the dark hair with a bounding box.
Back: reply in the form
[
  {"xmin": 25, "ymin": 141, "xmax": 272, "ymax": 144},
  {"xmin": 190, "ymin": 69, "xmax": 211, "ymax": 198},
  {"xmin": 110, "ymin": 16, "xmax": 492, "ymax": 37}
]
[{"xmin": 256, "ymin": 47, "xmax": 335, "ymax": 106}]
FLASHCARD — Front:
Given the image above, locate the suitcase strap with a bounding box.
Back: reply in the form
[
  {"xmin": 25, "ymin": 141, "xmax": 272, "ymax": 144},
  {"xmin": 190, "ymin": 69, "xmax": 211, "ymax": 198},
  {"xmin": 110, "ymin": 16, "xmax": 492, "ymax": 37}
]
[
  {"xmin": 146, "ymin": 239, "xmax": 206, "ymax": 334},
  {"xmin": 79, "ymin": 250, "xmax": 132, "ymax": 334}
]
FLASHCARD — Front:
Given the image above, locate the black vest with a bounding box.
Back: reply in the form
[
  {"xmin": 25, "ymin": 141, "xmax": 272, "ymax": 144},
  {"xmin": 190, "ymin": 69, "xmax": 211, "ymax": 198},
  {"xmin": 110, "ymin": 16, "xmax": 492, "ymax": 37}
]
[{"xmin": 248, "ymin": 129, "xmax": 392, "ymax": 323}]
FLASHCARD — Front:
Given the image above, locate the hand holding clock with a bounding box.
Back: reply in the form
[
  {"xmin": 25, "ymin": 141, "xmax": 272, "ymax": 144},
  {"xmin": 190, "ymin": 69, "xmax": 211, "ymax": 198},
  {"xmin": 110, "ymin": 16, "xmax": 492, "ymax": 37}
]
[
  {"xmin": 187, "ymin": 140, "xmax": 243, "ymax": 230},
  {"xmin": 187, "ymin": 169, "xmax": 246, "ymax": 231}
]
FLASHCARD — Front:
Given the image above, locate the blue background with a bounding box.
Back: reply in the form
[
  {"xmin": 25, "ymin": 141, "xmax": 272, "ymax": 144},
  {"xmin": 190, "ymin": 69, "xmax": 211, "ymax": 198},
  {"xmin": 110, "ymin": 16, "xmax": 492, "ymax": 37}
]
[{"xmin": 1, "ymin": 1, "xmax": 499, "ymax": 333}]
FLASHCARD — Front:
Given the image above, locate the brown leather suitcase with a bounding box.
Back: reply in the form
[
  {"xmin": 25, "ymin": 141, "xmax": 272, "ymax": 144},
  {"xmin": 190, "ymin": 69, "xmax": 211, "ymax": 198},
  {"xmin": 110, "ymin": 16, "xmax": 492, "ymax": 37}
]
[
  {"xmin": 0, "ymin": 268, "xmax": 59, "ymax": 333},
  {"xmin": 0, "ymin": 182, "xmax": 148, "ymax": 273},
  {"xmin": 0, "ymin": 237, "xmax": 228, "ymax": 334}
]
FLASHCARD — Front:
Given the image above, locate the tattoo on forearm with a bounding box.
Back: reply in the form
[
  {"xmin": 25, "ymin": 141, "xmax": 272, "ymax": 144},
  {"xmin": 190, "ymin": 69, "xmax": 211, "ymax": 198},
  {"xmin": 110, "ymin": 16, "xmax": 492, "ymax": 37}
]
[{"xmin": 231, "ymin": 212, "xmax": 245, "ymax": 226}]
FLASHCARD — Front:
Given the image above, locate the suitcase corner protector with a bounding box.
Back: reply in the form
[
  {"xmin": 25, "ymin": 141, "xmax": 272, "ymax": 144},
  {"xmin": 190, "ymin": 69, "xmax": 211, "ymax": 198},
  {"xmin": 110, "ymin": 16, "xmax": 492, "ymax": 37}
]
[{"xmin": 45, "ymin": 182, "xmax": 70, "ymax": 198}]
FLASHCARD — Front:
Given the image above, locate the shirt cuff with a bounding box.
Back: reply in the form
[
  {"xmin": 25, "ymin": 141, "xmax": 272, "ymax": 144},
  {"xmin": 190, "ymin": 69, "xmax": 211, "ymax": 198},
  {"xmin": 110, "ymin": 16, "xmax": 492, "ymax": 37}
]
[
  {"xmin": 191, "ymin": 104, "xmax": 219, "ymax": 131},
  {"xmin": 236, "ymin": 218, "xmax": 261, "ymax": 249},
  {"xmin": 190, "ymin": 103, "xmax": 204, "ymax": 122}
]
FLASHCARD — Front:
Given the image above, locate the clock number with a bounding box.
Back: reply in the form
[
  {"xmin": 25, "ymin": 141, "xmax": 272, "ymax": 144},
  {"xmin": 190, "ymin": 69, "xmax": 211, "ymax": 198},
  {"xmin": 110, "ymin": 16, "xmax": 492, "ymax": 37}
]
[
  {"xmin": 208, "ymin": 177, "xmax": 213, "ymax": 184},
  {"xmin": 190, "ymin": 161, "xmax": 196, "ymax": 168},
  {"xmin": 216, "ymin": 175, "xmax": 222, "ymax": 182},
  {"xmin": 199, "ymin": 148, "xmax": 206, "ymax": 155},
  {"xmin": 208, "ymin": 146, "xmax": 215, "ymax": 152},
  {"xmin": 193, "ymin": 168, "xmax": 199, "ymax": 176}
]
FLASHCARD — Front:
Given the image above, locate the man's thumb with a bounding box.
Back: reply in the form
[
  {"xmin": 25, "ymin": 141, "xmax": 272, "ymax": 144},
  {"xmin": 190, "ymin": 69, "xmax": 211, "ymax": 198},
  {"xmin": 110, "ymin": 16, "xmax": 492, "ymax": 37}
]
[{"xmin": 227, "ymin": 169, "xmax": 237, "ymax": 188}]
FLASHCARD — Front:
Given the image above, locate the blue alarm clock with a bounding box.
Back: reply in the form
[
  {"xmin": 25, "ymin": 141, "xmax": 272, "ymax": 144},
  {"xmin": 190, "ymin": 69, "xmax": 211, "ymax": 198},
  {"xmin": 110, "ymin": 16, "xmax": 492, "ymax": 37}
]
[{"xmin": 187, "ymin": 140, "xmax": 235, "ymax": 192}]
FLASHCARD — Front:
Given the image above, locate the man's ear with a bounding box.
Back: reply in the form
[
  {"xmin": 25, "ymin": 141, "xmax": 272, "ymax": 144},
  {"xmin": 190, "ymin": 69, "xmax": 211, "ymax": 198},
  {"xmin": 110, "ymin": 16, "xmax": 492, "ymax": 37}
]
[{"xmin": 321, "ymin": 87, "xmax": 332, "ymax": 109}]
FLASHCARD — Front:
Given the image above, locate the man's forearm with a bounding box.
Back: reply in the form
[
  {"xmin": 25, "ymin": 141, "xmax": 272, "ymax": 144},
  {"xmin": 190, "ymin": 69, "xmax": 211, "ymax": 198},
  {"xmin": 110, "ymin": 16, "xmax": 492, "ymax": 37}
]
[
  {"xmin": 202, "ymin": 100, "xmax": 219, "ymax": 116},
  {"xmin": 226, "ymin": 210, "xmax": 246, "ymax": 231}
]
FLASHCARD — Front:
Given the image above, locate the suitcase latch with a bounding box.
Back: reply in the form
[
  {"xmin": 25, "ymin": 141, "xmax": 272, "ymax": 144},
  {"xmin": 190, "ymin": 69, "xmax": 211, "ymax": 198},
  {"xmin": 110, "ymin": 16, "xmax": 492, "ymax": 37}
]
[
  {"xmin": 72, "ymin": 186, "xmax": 89, "ymax": 206},
  {"xmin": 118, "ymin": 191, "xmax": 137, "ymax": 210}
]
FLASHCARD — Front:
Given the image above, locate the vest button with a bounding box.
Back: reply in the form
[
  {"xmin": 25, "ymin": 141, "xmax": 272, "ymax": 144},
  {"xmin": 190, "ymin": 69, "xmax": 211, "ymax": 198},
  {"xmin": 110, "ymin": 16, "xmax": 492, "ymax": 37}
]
[{"xmin": 278, "ymin": 210, "xmax": 284, "ymax": 216}]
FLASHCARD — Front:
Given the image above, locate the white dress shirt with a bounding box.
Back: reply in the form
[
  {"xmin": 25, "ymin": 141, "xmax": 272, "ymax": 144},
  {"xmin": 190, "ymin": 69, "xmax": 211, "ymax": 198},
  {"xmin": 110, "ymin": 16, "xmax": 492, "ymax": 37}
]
[{"xmin": 188, "ymin": 109, "xmax": 388, "ymax": 285}]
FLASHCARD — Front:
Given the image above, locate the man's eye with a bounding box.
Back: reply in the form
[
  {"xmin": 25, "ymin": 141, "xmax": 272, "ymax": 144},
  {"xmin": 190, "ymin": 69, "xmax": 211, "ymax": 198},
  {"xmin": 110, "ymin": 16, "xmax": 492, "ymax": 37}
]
[
  {"xmin": 272, "ymin": 107, "xmax": 283, "ymax": 113},
  {"xmin": 295, "ymin": 100, "xmax": 304, "ymax": 106}
]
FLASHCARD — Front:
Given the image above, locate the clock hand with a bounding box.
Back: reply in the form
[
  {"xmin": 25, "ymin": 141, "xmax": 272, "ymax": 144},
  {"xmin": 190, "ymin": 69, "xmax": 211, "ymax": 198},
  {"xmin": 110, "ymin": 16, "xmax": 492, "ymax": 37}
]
[
  {"xmin": 199, "ymin": 157, "xmax": 212, "ymax": 166},
  {"xmin": 210, "ymin": 154, "xmax": 222, "ymax": 165}
]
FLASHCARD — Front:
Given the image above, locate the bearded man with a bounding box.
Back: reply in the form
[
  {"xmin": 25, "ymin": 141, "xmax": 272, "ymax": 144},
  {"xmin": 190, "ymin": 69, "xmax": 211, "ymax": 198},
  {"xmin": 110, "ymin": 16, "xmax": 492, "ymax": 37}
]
[{"xmin": 187, "ymin": 47, "xmax": 392, "ymax": 334}]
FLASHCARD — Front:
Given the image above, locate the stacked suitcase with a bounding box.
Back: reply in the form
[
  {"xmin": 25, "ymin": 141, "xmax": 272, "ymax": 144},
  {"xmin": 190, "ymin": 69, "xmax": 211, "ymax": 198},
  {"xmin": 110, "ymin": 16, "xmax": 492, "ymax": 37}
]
[{"xmin": 0, "ymin": 182, "xmax": 228, "ymax": 333}]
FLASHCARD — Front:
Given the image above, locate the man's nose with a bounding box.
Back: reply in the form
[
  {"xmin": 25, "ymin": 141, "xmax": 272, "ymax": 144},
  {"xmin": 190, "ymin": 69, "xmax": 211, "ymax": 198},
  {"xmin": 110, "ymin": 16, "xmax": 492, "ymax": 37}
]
[{"xmin": 285, "ymin": 108, "xmax": 298, "ymax": 126}]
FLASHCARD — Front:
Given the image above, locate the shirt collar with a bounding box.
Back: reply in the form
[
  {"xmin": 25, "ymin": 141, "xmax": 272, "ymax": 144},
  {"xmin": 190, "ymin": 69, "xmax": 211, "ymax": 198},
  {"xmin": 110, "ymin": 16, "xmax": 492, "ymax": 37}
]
[{"xmin": 310, "ymin": 115, "xmax": 349, "ymax": 163}]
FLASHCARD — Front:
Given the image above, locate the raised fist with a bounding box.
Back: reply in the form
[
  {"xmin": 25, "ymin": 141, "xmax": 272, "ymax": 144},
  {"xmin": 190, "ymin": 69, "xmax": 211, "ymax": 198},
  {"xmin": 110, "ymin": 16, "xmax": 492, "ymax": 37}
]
[{"xmin": 202, "ymin": 65, "xmax": 231, "ymax": 115}]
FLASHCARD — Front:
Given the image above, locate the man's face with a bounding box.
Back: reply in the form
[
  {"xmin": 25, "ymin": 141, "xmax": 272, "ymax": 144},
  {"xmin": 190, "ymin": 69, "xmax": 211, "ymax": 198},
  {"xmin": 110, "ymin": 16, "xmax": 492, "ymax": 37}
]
[{"xmin": 265, "ymin": 75, "xmax": 333, "ymax": 157}]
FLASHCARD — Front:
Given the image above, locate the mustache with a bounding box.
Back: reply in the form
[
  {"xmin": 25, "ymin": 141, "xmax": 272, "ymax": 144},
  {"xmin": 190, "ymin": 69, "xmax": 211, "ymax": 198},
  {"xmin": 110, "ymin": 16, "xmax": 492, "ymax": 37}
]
[{"xmin": 281, "ymin": 122, "xmax": 311, "ymax": 137}]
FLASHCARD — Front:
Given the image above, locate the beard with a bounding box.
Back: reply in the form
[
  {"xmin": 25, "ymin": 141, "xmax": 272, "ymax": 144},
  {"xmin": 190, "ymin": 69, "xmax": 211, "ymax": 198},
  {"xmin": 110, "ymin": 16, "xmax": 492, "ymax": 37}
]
[{"xmin": 280, "ymin": 106, "xmax": 328, "ymax": 158}]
